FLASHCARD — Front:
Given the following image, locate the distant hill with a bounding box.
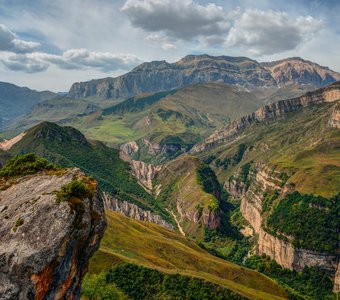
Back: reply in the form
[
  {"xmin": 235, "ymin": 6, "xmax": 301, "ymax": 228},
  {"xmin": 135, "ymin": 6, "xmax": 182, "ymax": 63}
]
[
  {"xmin": 0, "ymin": 81, "xmax": 56, "ymax": 128},
  {"xmin": 68, "ymin": 55, "xmax": 340, "ymax": 100},
  {"xmin": 64, "ymin": 83, "xmax": 264, "ymax": 163}
]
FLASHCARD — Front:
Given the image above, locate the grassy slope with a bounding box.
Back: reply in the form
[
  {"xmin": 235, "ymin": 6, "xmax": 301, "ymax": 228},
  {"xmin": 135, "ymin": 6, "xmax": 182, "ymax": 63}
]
[
  {"xmin": 7, "ymin": 122, "xmax": 171, "ymax": 222},
  {"xmin": 89, "ymin": 211, "xmax": 287, "ymax": 300},
  {"xmin": 61, "ymin": 83, "xmax": 263, "ymax": 147},
  {"xmin": 198, "ymin": 102, "xmax": 340, "ymax": 198},
  {"xmin": 155, "ymin": 156, "xmax": 219, "ymax": 238}
]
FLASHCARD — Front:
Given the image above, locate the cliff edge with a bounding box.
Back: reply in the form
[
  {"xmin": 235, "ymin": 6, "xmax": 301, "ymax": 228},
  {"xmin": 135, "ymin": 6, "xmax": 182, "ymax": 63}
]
[{"xmin": 0, "ymin": 157, "xmax": 106, "ymax": 300}]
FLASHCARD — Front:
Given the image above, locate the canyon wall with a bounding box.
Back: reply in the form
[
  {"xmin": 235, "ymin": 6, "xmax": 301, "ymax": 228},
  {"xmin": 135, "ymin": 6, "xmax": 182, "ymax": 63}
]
[
  {"xmin": 226, "ymin": 164, "xmax": 339, "ymax": 291},
  {"xmin": 103, "ymin": 193, "xmax": 174, "ymax": 230},
  {"xmin": 0, "ymin": 168, "xmax": 106, "ymax": 299}
]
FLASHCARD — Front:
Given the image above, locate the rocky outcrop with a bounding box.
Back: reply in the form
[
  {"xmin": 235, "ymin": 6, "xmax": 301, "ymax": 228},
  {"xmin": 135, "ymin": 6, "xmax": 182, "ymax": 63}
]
[
  {"xmin": 178, "ymin": 202, "xmax": 221, "ymax": 231},
  {"xmin": 120, "ymin": 141, "xmax": 139, "ymax": 157},
  {"xmin": 68, "ymin": 55, "xmax": 340, "ymax": 100},
  {"xmin": 130, "ymin": 160, "xmax": 160, "ymax": 191},
  {"xmin": 328, "ymin": 102, "xmax": 340, "ymax": 128},
  {"xmin": 0, "ymin": 168, "xmax": 106, "ymax": 299},
  {"xmin": 334, "ymin": 263, "xmax": 340, "ymax": 293},
  {"xmin": 226, "ymin": 164, "xmax": 339, "ymax": 291},
  {"xmin": 103, "ymin": 193, "xmax": 173, "ymax": 230},
  {"xmin": 191, "ymin": 82, "xmax": 340, "ymax": 153},
  {"xmin": 0, "ymin": 132, "xmax": 26, "ymax": 151}
]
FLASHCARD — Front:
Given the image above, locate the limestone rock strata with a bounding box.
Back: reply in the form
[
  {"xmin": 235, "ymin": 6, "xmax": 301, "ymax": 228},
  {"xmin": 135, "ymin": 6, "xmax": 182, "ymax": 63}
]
[
  {"xmin": 129, "ymin": 160, "xmax": 160, "ymax": 191},
  {"xmin": 103, "ymin": 193, "xmax": 173, "ymax": 230},
  {"xmin": 0, "ymin": 168, "xmax": 106, "ymax": 300},
  {"xmin": 328, "ymin": 102, "xmax": 340, "ymax": 128},
  {"xmin": 191, "ymin": 82, "xmax": 340, "ymax": 153},
  {"xmin": 226, "ymin": 164, "xmax": 339, "ymax": 291},
  {"xmin": 176, "ymin": 198, "xmax": 221, "ymax": 231},
  {"xmin": 69, "ymin": 55, "xmax": 340, "ymax": 100},
  {"xmin": 120, "ymin": 141, "xmax": 139, "ymax": 157}
]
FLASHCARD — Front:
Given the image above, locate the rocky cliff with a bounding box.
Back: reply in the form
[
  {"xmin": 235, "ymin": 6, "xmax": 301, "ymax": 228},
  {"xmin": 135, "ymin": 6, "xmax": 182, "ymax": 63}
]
[
  {"xmin": 328, "ymin": 101, "xmax": 340, "ymax": 128},
  {"xmin": 0, "ymin": 168, "xmax": 106, "ymax": 299},
  {"xmin": 191, "ymin": 81, "xmax": 340, "ymax": 153},
  {"xmin": 226, "ymin": 163, "xmax": 339, "ymax": 291},
  {"xmin": 129, "ymin": 160, "xmax": 160, "ymax": 191},
  {"xmin": 103, "ymin": 193, "xmax": 173, "ymax": 230},
  {"xmin": 68, "ymin": 55, "xmax": 340, "ymax": 100}
]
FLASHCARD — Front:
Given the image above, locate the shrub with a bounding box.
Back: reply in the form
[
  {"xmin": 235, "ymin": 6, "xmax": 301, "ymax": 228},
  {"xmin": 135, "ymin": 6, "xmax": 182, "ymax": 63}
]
[
  {"xmin": 0, "ymin": 153, "xmax": 57, "ymax": 177},
  {"xmin": 56, "ymin": 179, "xmax": 92, "ymax": 203}
]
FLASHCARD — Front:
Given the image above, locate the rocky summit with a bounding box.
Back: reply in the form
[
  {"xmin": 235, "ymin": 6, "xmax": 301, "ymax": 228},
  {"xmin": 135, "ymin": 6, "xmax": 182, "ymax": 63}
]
[
  {"xmin": 0, "ymin": 167, "xmax": 106, "ymax": 299},
  {"xmin": 68, "ymin": 55, "xmax": 340, "ymax": 100}
]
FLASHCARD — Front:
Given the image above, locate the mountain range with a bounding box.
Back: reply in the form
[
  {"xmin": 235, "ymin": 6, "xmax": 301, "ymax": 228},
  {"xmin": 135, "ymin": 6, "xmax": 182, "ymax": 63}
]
[
  {"xmin": 0, "ymin": 54, "xmax": 339, "ymax": 299},
  {"xmin": 68, "ymin": 55, "xmax": 340, "ymax": 100}
]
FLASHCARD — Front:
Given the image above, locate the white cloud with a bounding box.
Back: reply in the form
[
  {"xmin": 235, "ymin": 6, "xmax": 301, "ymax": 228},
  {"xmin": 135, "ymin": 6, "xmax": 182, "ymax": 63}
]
[
  {"xmin": 1, "ymin": 49, "xmax": 142, "ymax": 73},
  {"xmin": 0, "ymin": 24, "xmax": 40, "ymax": 53},
  {"xmin": 122, "ymin": 0, "xmax": 230, "ymax": 42},
  {"xmin": 226, "ymin": 10, "xmax": 323, "ymax": 55}
]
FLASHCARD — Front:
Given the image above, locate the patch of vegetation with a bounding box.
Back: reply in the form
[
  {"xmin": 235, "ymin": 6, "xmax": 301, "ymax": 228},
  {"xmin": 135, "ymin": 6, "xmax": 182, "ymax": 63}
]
[
  {"xmin": 13, "ymin": 217, "xmax": 24, "ymax": 232},
  {"xmin": 56, "ymin": 178, "xmax": 93, "ymax": 204},
  {"xmin": 0, "ymin": 153, "xmax": 57, "ymax": 177},
  {"xmin": 82, "ymin": 271, "xmax": 129, "ymax": 300},
  {"xmin": 262, "ymin": 189, "xmax": 280, "ymax": 214},
  {"xmin": 267, "ymin": 191, "xmax": 339, "ymax": 253},
  {"xmin": 279, "ymin": 172, "xmax": 290, "ymax": 187},
  {"xmin": 102, "ymin": 90, "xmax": 177, "ymax": 115},
  {"xmin": 103, "ymin": 263, "xmax": 245, "ymax": 300},
  {"xmin": 245, "ymin": 254, "xmax": 334, "ymax": 300},
  {"xmin": 214, "ymin": 143, "xmax": 247, "ymax": 170},
  {"xmin": 200, "ymin": 196, "xmax": 252, "ymax": 265},
  {"xmin": 239, "ymin": 162, "xmax": 252, "ymax": 190},
  {"xmin": 196, "ymin": 163, "xmax": 221, "ymax": 196}
]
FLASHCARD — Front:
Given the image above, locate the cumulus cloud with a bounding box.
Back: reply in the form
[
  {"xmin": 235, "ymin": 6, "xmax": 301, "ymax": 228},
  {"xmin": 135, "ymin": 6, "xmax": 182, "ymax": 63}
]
[
  {"xmin": 1, "ymin": 49, "xmax": 142, "ymax": 73},
  {"xmin": 0, "ymin": 24, "xmax": 40, "ymax": 53},
  {"xmin": 121, "ymin": 0, "xmax": 230, "ymax": 42},
  {"xmin": 226, "ymin": 10, "xmax": 323, "ymax": 55}
]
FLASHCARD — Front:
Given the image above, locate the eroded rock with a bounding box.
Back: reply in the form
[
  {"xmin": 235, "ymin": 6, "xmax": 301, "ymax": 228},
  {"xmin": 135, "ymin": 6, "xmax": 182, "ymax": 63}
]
[{"xmin": 0, "ymin": 168, "xmax": 106, "ymax": 300}]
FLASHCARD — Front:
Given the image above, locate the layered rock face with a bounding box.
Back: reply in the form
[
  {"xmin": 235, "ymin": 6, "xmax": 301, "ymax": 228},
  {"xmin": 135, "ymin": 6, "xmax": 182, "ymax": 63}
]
[
  {"xmin": 328, "ymin": 101, "xmax": 340, "ymax": 128},
  {"xmin": 129, "ymin": 160, "xmax": 160, "ymax": 191},
  {"xmin": 191, "ymin": 82, "xmax": 340, "ymax": 153},
  {"xmin": 68, "ymin": 55, "xmax": 340, "ymax": 100},
  {"xmin": 120, "ymin": 141, "xmax": 139, "ymax": 157},
  {"xmin": 0, "ymin": 168, "xmax": 106, "ymax": 299},
  {"xmin": 226, "ymin": 164, "xmax": 339, "ymax": 290},
  {"xmin": 103, "ymin": 193, "xmax": 173, "ymax": 230}
]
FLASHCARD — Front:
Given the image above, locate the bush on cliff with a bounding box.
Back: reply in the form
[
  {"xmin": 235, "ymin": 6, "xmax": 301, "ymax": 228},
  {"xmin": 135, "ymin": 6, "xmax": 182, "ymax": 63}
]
[
  {"xmin": 56, "ymin": 179, "xmax": 93, "ymax": 203},
  {"xmin": 0, "ymin": 153, "xmax": 58, "ymax": 177}
]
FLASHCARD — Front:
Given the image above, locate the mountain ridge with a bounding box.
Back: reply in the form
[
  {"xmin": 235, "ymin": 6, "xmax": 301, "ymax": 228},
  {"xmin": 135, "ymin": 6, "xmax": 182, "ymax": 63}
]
[{"xmin": 68, "ymin": 55, "xmax": 340, "ymax": 100}]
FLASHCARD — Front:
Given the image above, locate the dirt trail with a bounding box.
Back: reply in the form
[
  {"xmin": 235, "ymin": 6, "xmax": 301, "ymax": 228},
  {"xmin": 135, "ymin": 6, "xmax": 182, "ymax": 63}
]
[{"xmin": 166, "ymin": 208, "xmax": 185, "ymax": 237}]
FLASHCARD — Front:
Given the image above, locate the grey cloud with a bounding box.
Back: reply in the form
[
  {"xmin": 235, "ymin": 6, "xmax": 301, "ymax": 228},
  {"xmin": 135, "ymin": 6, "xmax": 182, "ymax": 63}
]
[
  {"xmin": 0, "ymin": 24, "xmax": 40, "ymax": 53},
  {"xmin": 226, "ymin": 10, "xmax": 323, "ymax": 55},
  {"xmin": 121, "ymin": 0, "xmax": 230, "ymax": 41},
  {"xmin": 1, "ymin": 49, "xmax": 142, "ymax": 73},
  {"xmin": 2, "ymin": 55, "xmax": 49, "ymax": 73}
]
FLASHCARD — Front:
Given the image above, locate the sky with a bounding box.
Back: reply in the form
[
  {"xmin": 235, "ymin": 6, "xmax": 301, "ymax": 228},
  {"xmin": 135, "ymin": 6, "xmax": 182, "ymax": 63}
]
[{"xmin": 0, "ymin": 0, "xmax": 339, "ymax": 92}]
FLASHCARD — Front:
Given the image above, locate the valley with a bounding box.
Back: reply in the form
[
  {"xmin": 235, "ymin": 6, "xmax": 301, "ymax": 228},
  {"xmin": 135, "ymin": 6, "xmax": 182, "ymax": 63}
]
[{"xmin": 0, "ymin": 54, "xmax": 339, "ymax": 300}]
